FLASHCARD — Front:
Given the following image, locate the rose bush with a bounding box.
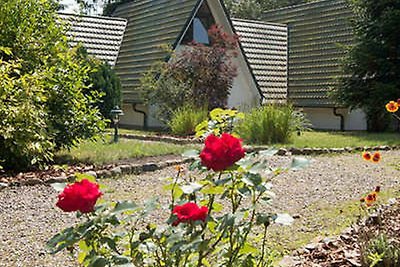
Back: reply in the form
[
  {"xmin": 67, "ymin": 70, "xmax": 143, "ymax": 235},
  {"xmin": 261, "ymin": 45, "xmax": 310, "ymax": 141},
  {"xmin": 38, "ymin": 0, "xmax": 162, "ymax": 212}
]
[{"xmin": 48, "ymin": 109, "xmax": 310, "ymax": 267}]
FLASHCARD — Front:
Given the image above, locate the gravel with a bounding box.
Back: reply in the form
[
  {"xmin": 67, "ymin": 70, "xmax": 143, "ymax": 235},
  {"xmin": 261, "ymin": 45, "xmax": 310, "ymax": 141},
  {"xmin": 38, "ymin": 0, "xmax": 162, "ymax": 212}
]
[{"xmin": 1, "ymin": 151, "xmax": 399, "ymax": 266}]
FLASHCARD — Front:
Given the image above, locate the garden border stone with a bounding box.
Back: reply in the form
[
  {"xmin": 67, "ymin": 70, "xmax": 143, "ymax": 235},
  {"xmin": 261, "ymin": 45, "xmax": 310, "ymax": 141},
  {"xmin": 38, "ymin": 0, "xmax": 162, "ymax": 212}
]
[{"xmin": 0, "ymin": 142, "xmax": 398, "ymax": 190}]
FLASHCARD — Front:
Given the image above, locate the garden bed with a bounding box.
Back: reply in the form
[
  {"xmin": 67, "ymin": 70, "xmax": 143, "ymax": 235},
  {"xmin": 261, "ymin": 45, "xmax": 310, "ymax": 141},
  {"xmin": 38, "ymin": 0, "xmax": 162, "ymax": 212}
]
[{"xmin": 1, "ymin": 151, "xmax": 399, "ymax": 266}]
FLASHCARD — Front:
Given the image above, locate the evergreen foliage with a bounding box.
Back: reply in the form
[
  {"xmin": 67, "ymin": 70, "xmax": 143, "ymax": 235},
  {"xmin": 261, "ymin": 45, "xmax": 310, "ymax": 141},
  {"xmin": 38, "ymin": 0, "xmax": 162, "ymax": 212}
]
[{"xmin": 334, "ymin": 0, "xmax": 400, "ymax": 131}]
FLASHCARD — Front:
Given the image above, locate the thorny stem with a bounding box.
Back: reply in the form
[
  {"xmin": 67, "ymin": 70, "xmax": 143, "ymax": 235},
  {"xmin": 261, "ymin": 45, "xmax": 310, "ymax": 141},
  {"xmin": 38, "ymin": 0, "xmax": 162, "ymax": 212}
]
[
  {"xmin": 258, "ymin": 225, "xmax": 269, "ymax": 267},
  {"xmin": 170, "ymin": 168, "xmax": 181, "ymax": 211},
  {"xmin": 197, "ymin": 172, "xmax": 223, "ymax": 267}
]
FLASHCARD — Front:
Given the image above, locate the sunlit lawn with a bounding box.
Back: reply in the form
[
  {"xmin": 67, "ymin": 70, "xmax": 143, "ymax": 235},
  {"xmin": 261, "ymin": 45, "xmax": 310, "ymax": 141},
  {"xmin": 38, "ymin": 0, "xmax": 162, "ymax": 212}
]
[
  {"xmin": 279, "ymin": 131, "xmax": 400, "ymax": 148},
  {"xmin": 55, "ymin": 136, "xmax": 196, "ymax": 165}
]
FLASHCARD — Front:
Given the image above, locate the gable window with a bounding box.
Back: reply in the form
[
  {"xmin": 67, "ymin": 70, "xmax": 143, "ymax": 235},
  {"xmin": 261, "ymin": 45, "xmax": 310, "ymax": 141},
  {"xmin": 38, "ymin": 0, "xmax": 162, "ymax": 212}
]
[{"xmin": 182, "ymin": 2, "xmax": 215, "ymax": 45}]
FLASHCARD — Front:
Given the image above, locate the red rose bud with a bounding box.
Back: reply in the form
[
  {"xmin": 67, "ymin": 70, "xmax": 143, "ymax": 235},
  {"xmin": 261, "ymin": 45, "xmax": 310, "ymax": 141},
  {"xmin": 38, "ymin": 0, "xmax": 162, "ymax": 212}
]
[
  {"xmin": 200, "ymin": 133, "xmax": 245, "ymax": 171},
  {"xmin": 56, "ymin": 179, "xmax": 102, "ymax": 213},
  {"xmin": 172, "ymin": 202, "xmax": 208, "ymax": 226}
]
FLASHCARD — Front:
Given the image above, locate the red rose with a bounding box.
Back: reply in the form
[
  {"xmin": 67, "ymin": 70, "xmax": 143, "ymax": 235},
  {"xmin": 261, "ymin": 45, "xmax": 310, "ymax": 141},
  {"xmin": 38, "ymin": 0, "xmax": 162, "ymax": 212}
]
[
  {"xmin": 200, "ymin": 133, "xmax": 245, "ymax": 171},
  {"xmin": 56, "ymin": 179, "xmax": 102, "ymax": 213},
  {"xmin": 172, "ymin": 202, "xmax": 208, "ymax": 226}
]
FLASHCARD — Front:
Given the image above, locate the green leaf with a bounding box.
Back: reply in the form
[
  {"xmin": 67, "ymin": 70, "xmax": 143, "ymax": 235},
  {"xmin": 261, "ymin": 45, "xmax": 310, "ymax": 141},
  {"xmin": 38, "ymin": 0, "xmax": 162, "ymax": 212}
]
[
  {"xmin": 290, "ymin": 157, "xmax": 310, "ymax": 170},
  {"xmin": 239, "ymin": 243, "xmax": 259, "ymax": 255},
  {"xmin": 89, "ymin": 256, "xmax": 108, "ymax": 267},
  {"xmin": 111, "ymin": 201, "xmax": 138, "ymax": 214},
  {"xmin": 201, "ymin": 185, "xmax": 225, "ymax": 195},
  {"xmin": 182, "ymin": 149, "xmax": 199, "ymax": 158},
  {"xmin": 274, "ymin": 213, "xmax": 294, "ymax": 226},
  {"xmin": 50, "ymin": 182, "xmax": 66, "ymax": 192},
  {"xmin": 180, "ymin": 182, "xmax": 203, "ymax": 194},
  {"xmin": 75, "ymin": 173, "xmax": 96, "ymax": 183}
]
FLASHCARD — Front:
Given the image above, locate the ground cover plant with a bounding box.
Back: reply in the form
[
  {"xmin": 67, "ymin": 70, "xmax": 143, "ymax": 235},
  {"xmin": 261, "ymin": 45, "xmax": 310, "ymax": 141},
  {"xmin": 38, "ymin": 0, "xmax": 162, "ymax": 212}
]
[
  {"xmin": 55, "ymin": 137, "xmax": 196, "ymax": 165},
  {"xmin": 48, "ymin": 116, "xmax": 310, "ymax": 266}
]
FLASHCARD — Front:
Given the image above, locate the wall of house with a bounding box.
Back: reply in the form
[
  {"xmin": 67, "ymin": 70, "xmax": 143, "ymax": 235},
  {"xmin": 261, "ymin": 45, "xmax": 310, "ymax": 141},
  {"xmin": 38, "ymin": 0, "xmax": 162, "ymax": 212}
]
[
  {"xmin": 303, "ymin": 107, "xmax": 367, "ymax": 130},
  {"xmin": 119, "ymin": 0, "xmax": 261, "ymax": 128}
]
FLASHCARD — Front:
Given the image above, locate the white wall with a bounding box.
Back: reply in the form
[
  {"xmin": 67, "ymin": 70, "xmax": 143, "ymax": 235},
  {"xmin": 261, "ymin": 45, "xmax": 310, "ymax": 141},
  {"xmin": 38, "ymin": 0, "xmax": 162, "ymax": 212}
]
[{"xmin": 303, "ymin": 107, "xmax": 367, "ymax": 130}]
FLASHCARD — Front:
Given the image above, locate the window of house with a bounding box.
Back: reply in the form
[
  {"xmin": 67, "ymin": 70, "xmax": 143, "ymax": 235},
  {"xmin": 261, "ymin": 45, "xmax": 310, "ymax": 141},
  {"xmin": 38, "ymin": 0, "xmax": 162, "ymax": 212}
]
[{"xmin": 182, "ymin": 2, "xmax": 215, "ymax": 45}]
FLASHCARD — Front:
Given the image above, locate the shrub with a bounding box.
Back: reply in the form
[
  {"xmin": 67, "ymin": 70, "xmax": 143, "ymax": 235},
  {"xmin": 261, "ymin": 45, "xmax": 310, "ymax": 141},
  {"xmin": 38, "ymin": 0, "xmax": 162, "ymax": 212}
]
[
  {"xmin": 0, "ymin": 0, "xmax": 105, "ymax": 170},
  {"xmin": 235, "ymin": 105, "xmax": 296, "ymax": 144},
  {"xmin": 168, "ymin": 105, "xmax": 208, "ymax": 136},
  {"xmin": 78, "ymin": 48, "xmax": 122, "ymax": 120},
  {"xmin": 141, "ymin": 25, "xmax": 239, "ymax": 122},
  {"xmin": 48, "ymin": 132, "xmax": 310, "ymax": 266}
]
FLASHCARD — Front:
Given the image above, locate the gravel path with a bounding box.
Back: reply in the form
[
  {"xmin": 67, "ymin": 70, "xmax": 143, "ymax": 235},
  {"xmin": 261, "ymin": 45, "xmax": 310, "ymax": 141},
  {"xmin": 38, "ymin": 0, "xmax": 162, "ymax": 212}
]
[{"xmin": 1, "ymin": 151, "xmax": 399, "ymax": 267}]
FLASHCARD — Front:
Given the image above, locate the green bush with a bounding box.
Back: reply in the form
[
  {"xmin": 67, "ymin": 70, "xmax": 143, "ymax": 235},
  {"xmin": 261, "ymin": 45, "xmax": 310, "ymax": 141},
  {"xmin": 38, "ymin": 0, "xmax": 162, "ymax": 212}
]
[
  {"xmin": 235, "ymin": 105, "xmax": 295, "ymax": 144},
  {"xmin": 78, "ymin": 48, "xmax": 121, "ymax": 120},
  {"xmin": 168, "ymin": 106, "xmax": 208, "ymax": 136},
  {"xmin": 0, "ymin": 0, "xmax": 105, "ymax": 170}
]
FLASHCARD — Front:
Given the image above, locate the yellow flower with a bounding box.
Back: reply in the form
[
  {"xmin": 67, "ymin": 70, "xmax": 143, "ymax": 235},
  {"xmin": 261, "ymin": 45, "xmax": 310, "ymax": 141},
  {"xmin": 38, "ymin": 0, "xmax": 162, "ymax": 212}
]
[{"xmin": 386, "ymin": 101, "xmax": 398, "ymax": 113}]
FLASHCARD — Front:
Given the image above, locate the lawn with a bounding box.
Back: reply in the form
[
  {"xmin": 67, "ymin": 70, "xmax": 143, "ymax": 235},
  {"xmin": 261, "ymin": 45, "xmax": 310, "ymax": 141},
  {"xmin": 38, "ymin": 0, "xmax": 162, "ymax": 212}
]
[
  {"xmin": 279, "ymin": 131, "xmax": 400, "ymax": 148},
  {"xmin": 110, "ymin": 128, "xmax": 400, "ymax": 148},
  {"xmin": 55, "ymin": 136, "xmax": 196, "ymax": 165}
]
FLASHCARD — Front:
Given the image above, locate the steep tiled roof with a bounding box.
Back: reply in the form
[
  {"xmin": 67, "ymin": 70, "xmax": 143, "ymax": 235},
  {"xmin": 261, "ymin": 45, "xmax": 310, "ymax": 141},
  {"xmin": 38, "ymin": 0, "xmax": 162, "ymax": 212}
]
[
  {"xmin": 112, "ymin": 0, "xmax": 201, "ymax": 103},
  {"xmin": 232, "ymin": 18, "xmax": 287, "ymax": 104},
  {"xmin": 262, "ymin": 0, "xmax": 354, "ymax": 107},
  {"xmin": 59, "ymin": 13, "xmax": 127, "ymax": 66}
]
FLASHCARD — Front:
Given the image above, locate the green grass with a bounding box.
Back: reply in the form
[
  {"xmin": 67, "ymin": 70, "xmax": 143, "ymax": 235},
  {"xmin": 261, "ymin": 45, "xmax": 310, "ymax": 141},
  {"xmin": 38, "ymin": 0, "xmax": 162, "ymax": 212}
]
[
  {"xmin": 277, "ymin": 131, "xmax": 400, "ymax": 148},
  {"xmin": 55, "ymin": 136, "xmax": 196, "ymax": 165}
]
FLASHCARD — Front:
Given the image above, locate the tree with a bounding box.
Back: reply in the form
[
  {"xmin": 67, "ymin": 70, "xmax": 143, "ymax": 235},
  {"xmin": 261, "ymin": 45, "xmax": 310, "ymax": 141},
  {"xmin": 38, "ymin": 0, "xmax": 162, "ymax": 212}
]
[
  {"xmin": 0, "ymin": 0, "xmax": 105, "ymax": 170},
  {"xmin": 334, "ymin": 0, "xmax": 400, "ymax": 131},
  {"xmin": 141, "ymin": 25, "xmax": 239, "ymax": 123}
]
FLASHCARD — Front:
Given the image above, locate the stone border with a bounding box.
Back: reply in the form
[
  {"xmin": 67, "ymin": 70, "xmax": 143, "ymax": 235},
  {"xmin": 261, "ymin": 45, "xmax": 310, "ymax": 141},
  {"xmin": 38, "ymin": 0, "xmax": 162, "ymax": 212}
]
[
  {"xmin": 0, "ymin": 158, "xmax": 194, "ymax": 191},
  {"xmin": 0, "ymin": 143, "xmax": 398, "ymax": 191},
  {"xmin": 119, "ymin": 133, "xmax": 202, "ymax": 145}
]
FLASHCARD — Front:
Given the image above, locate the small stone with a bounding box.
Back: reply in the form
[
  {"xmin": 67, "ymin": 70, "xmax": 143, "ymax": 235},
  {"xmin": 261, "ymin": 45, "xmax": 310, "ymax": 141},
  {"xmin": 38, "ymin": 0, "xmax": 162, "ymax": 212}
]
[
  {"xmin": 0, "ymin": 182, "xmax": 8, "ymax": 190},
  {"xmin": 290, "ymin": 148, "xmax": 302, "ymax": 155},
  {"xmin": 379, "ymin": 145, "xmax": 390, "ymax": 151},
  {"xmin": 305, "ymin": 243, "xmax": 319, "ymax": 251},
  {"xmin": 292, "ymin": 214, "xmax": 301, "ymax": 219},
  {"xmin": 97, "ymin": 170, "xmax": 112, "ymax": 178},
  {"xmin": 119, "ymin": 165, "xmax": 132, "ymax": 174},
  {"xmin": 22, "ymin": 178, "xmax": 42, "ymax": 186},
  {"xmin": 130, "ymin": 164, "xmax": 142, "ymax": 174},
  {"xmin": 45, "ymin": 176, "xmax": 67, "ymax": 184},
  {"xmin": 164, "ymin": 159, "xmax": 181, "ymax": 166},
  {"xmin": 142, "ymin": 163, "xmax": 158, "ymax": 172},
  {"xmin": 302, "ymin": 148, "xmax": 313, "ymax": 155},
  {"xmin": 277, "ymin": 148, "xmax": 287, "ymax": 156},
  {"xmin": 110, "ymin": 166, "xmax": 122, "ymax": 176}
]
